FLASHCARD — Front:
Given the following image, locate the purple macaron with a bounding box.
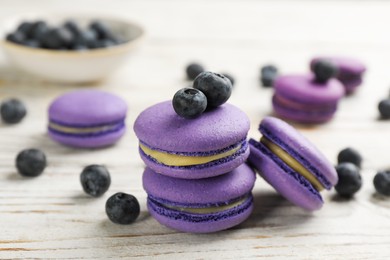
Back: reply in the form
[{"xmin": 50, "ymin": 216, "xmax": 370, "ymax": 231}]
[
  {"xmin": 248, "ymin": 117, "xmax": 338, "ymax": 211},
  {"xmin": 133, "ymin": 101, "xmax": 250, "ymax": 179},
  {"xmin": 310, "ymin": 56, "xmax": 366, "ymax": 94},
  {"xmin": 273, "ymin": 74, "xmax": 345, "ymax": 124},
  {"xmin": 143, "ymin": 164, "xmax": 256, "ymax": 233},
  {"xmin": 48, "ymin": 90, "xmax": 127, "ymax": 148}
]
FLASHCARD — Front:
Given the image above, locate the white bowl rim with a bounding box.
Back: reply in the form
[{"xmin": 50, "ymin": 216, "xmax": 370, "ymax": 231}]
[{"xmin": 0, "ymin": 12, "xmax": 145, "ymax": 57}]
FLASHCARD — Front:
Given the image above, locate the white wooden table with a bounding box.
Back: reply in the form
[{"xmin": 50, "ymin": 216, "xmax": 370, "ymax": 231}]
[{"xmin": 1, "ymin": 0, "xmax": 390, "ymax": 259}]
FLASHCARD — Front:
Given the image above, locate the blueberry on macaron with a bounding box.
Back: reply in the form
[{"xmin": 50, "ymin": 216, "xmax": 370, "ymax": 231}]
[
  {"xmin": 311, "ymin": 59, "xmax": 338, "ymax": 83},
  {"xmin": 172, "ymin": 88, "xmax": 207, "ymax": 119},
  {"xmin": 193, "ymin": 71, "xmax": 232, "ymax": 108}
]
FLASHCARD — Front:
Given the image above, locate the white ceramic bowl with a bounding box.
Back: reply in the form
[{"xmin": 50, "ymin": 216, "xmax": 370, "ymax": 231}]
[{"xmin": 0, "ymin": 14, "xmax": 144, "ymax": 83}]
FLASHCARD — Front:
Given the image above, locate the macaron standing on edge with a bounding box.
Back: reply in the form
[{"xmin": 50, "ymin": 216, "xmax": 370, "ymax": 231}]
[
  {"xmin": 143, "ymin": 164, "xmax": 256, "ymax": 233},
  {"xmin": 248, "ymin": 116, "xmax": 338, "ymax": 211},
  {"xmin": 272, "ymin": 74, "xmax": 345, "ymax": 124},
  {"xmin": 133, "ymin": 100, "xmax": 250, "ymax": 179},
  {"xmin": 310, "ymin": 56, "xmax": 366, "ymax": 94},
  {"xmin": 48, "ymin": 89, "xmax": 128, "ymax": 148}
]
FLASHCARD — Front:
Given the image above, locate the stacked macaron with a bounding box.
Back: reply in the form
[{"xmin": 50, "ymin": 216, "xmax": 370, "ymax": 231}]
[{"xmin": 134, "ymin": 72, "xmax": 256, "ymax": 233}]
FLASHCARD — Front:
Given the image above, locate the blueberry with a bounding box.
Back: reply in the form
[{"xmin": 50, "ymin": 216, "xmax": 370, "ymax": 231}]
[
  {"xmin": 16, "ymin": 149, "xmax": 47, "ymax": 177},
  {"xmin": 80, "ymin": 165, "xmax": 111, "ymax": 197},
  {"xmin": 335, "ymin": 163, "xmax": 362, "ymax": 197},
  {"xmin": 261, "ymin": 65, "xmax": 278, "ymax": 87},
  {"xmin": 90, "ymin": 21, "xmax": 117, "ymax": 42},
  {"xmin": 193, "ymin": 71, "xmax": 232, "ymax": 108},
  {"xmin": 24, "ymin": 39, "xmax": 40, "ymax": 48},
  {"xmin": 73, "ymin": 30, "xmax": 97, "ymax": 48},
  {"xmin": 95, "ymin": 39, "xmax": 116, "ymax": 49},
  {"xmin": 337, "ymin": 147, "xmax": 362, "ymax": 168},
  {"xmin": 222, "ymin": 73, "xmax": 235, "ymax": 86},
  {"xmin": 41, "ymin": 28, "xmax": 72, "ymax": 49},
  {"xmin": 6, "ymin": 32, "xmax": 26, "ymax": 44},
  {"xmin": 378, "ymin": 99, "xmax": 390, "ymax": 119},
  {"xmin": 0, "ymin": 98, "xmax": 27, "ymax": 124},
  {"xmin": 16, "ymin": 21, "xmax": 34, "ymax": 35},
  {"xmin": 63, "ymin": 20, "xmax": 82, "ymax": 36},
  {"xmin": 186, "ymin": 63, "xmax": 204, "ymax": 80},
  {"xmin": 311, "ymin": 59, "xmax": 338, "ymax": 83},
  {"xmin": 374, "ymin": 171, "xmax": 390, "ymax": 196},
  {"xmin": 173, "ymin": 88, "xmax": 207, "ymax": 119},
  {"xmin": 106, "ymin": 192, "xmax": 140, "ymax": 224},
  {"xmin": 29, "ymin": 21, "xmax": 48, "ymax": 41}
]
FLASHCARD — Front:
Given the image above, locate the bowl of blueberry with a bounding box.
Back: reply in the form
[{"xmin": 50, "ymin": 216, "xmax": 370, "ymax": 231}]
[{"xmin": 1, "ymin": 14, "xmax": 144, "ymax": 83}]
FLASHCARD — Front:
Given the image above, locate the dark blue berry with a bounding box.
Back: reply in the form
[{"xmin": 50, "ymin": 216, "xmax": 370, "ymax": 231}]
[
  {"xmin": 63, "ymin": 20, "xmax": 82, "ymax": 36},
  {"xmin": 261, "ymin": 65, "xmax": 278, "ymax": 87},
  {"xmin": 222, "ymin": 73, "xmax": 235, "ymax": 86},
  {"xmin": 29, "ymin": 21, "xmax": 48, "ymax": 42},
  {"xmin": 24, "ymin": 40, "xmax": 40, "ymax": 48},
  {"xmin": 16, "ymin": 149, "xmax": 46, "ymax": 177},
  {"xmin": 73, "ymin": 30, "xmax": 97, "ymax": 48},
  {"xmin": 6, "ymin": 32, "xmax": 26, "ymax": 44},
  {"xmin": 1, "ymin": 99, "xmax": 27, "ymax": 124},
  {"xmin": 41, "ymin": 28, "xmax": 72, "ymax": 49},
  {"xmin": 311, "ymin": 59, "xmax": 338, "ymax": 83},
  {"xmin": 335, "ymin": 163, "xmax": 362, "ymax": 197},
  {"xmin": 173, "ymin": 88, "xmax": 207, "ymax": 119},
  {"xmin": 106, "ymin": 192, "xmax": 140, "ymax": 224},
  {"xmin": 80, "ymin": 165, "xmax": 111, "ymax": 197},
  {"xmin": 337, "ymin": 147, "xmax": 362, "ymax": 168},
  {"xmin": 378, "ymin": 99, "xmax": 390, "ymax": 119},
  {"xmin": 89, "ymin": 21, "xmax": 118, "ymax": 42},
  {"xmin": 374, "ymin": 171, "xmax": 390, "ymax": 196},
  {"xmin": 16, "ymin": 22, "xmax": 34, "ymax": 35},
  {"xmin": 95, "ymin": 39, "xmax": 116, "ymax": 49},
  {"xmin": 186, "ymin": 63, "xmax": 204, "ymax": 80},
  {"xmin": 193, "ymin": 71, "xmax": 232, "ymax": 108}
]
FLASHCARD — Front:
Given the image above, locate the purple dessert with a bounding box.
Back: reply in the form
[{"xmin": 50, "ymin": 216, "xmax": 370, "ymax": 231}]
[
  {"xmin": 310, "ymin": 56, "xmax": 366, "ymax": 94},
  {"xmin": 143, "ymin": 164, "xmax": 256, "ymax": 233},
  {"xmin": 248, "ymin": 117, "xmax": 338, "ymax": 211},
  {"xmin": 273, "ymin": 74, "xmax": 344, "ymax": 124},
  {"xmin": 133, "ymin": 101, "xmax": 250, "ymax": 179},
  {"xmin": 48, "ymin": 90, "xmax": 127, "ymax": 148}
]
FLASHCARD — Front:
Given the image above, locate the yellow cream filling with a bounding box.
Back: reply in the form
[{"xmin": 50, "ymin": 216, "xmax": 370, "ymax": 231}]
[
  {"xmin": 139, "ymin": 143, "xmax": 241, "ymax": 167},
  {"xmin": 49, "ymin": 122, "xmax": 117, "ymax": 134},
  {"xmin": 260, "ymin": 137, "xmax": 324, "ymax": 191},
  {"xmin": 163, "ymin": 196, "xmax": 248, "ymax": 214}
]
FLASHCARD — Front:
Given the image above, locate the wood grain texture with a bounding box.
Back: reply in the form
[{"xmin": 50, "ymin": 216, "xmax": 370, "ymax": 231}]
[{"xmin": 1, "ymin": 0, "xmax": 390, "ymax": 259}]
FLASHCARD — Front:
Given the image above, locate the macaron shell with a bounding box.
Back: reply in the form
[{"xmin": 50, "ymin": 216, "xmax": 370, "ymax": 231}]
[
  {"xmin": 260, "ymin": 117, "xmax": 338, "ymax": 187},
  {"xmin": 49, "ymin": 90, "xmax": 127, "ymax": 126},
  {"xmin": 272, "ymin": 96, "xmax": 336, "ymax": 124},
  {"xmin": 139, "ymin": 144, "xmax": 249, "ymax": 179},
  {"xmin": 249, "ymin": 141, "xmax": 323, "ymax": 211},
  {"xmin": 148, "ymin": 197, "xmax": 254, "ymax": 233},
  {"xmin": 48, "ymin": 126, "xmax": 126, "ymax": 148},
  {"xmin": 134, "ymin": 101, "xmax": 250, "ymax": 153},
  {"xmin": 274, "ymin": 74, "xmax": 345, "ymax": 104},
  {"xmin": 143, "ymin": 164, "xmax": 256, "ymax": 204}
]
